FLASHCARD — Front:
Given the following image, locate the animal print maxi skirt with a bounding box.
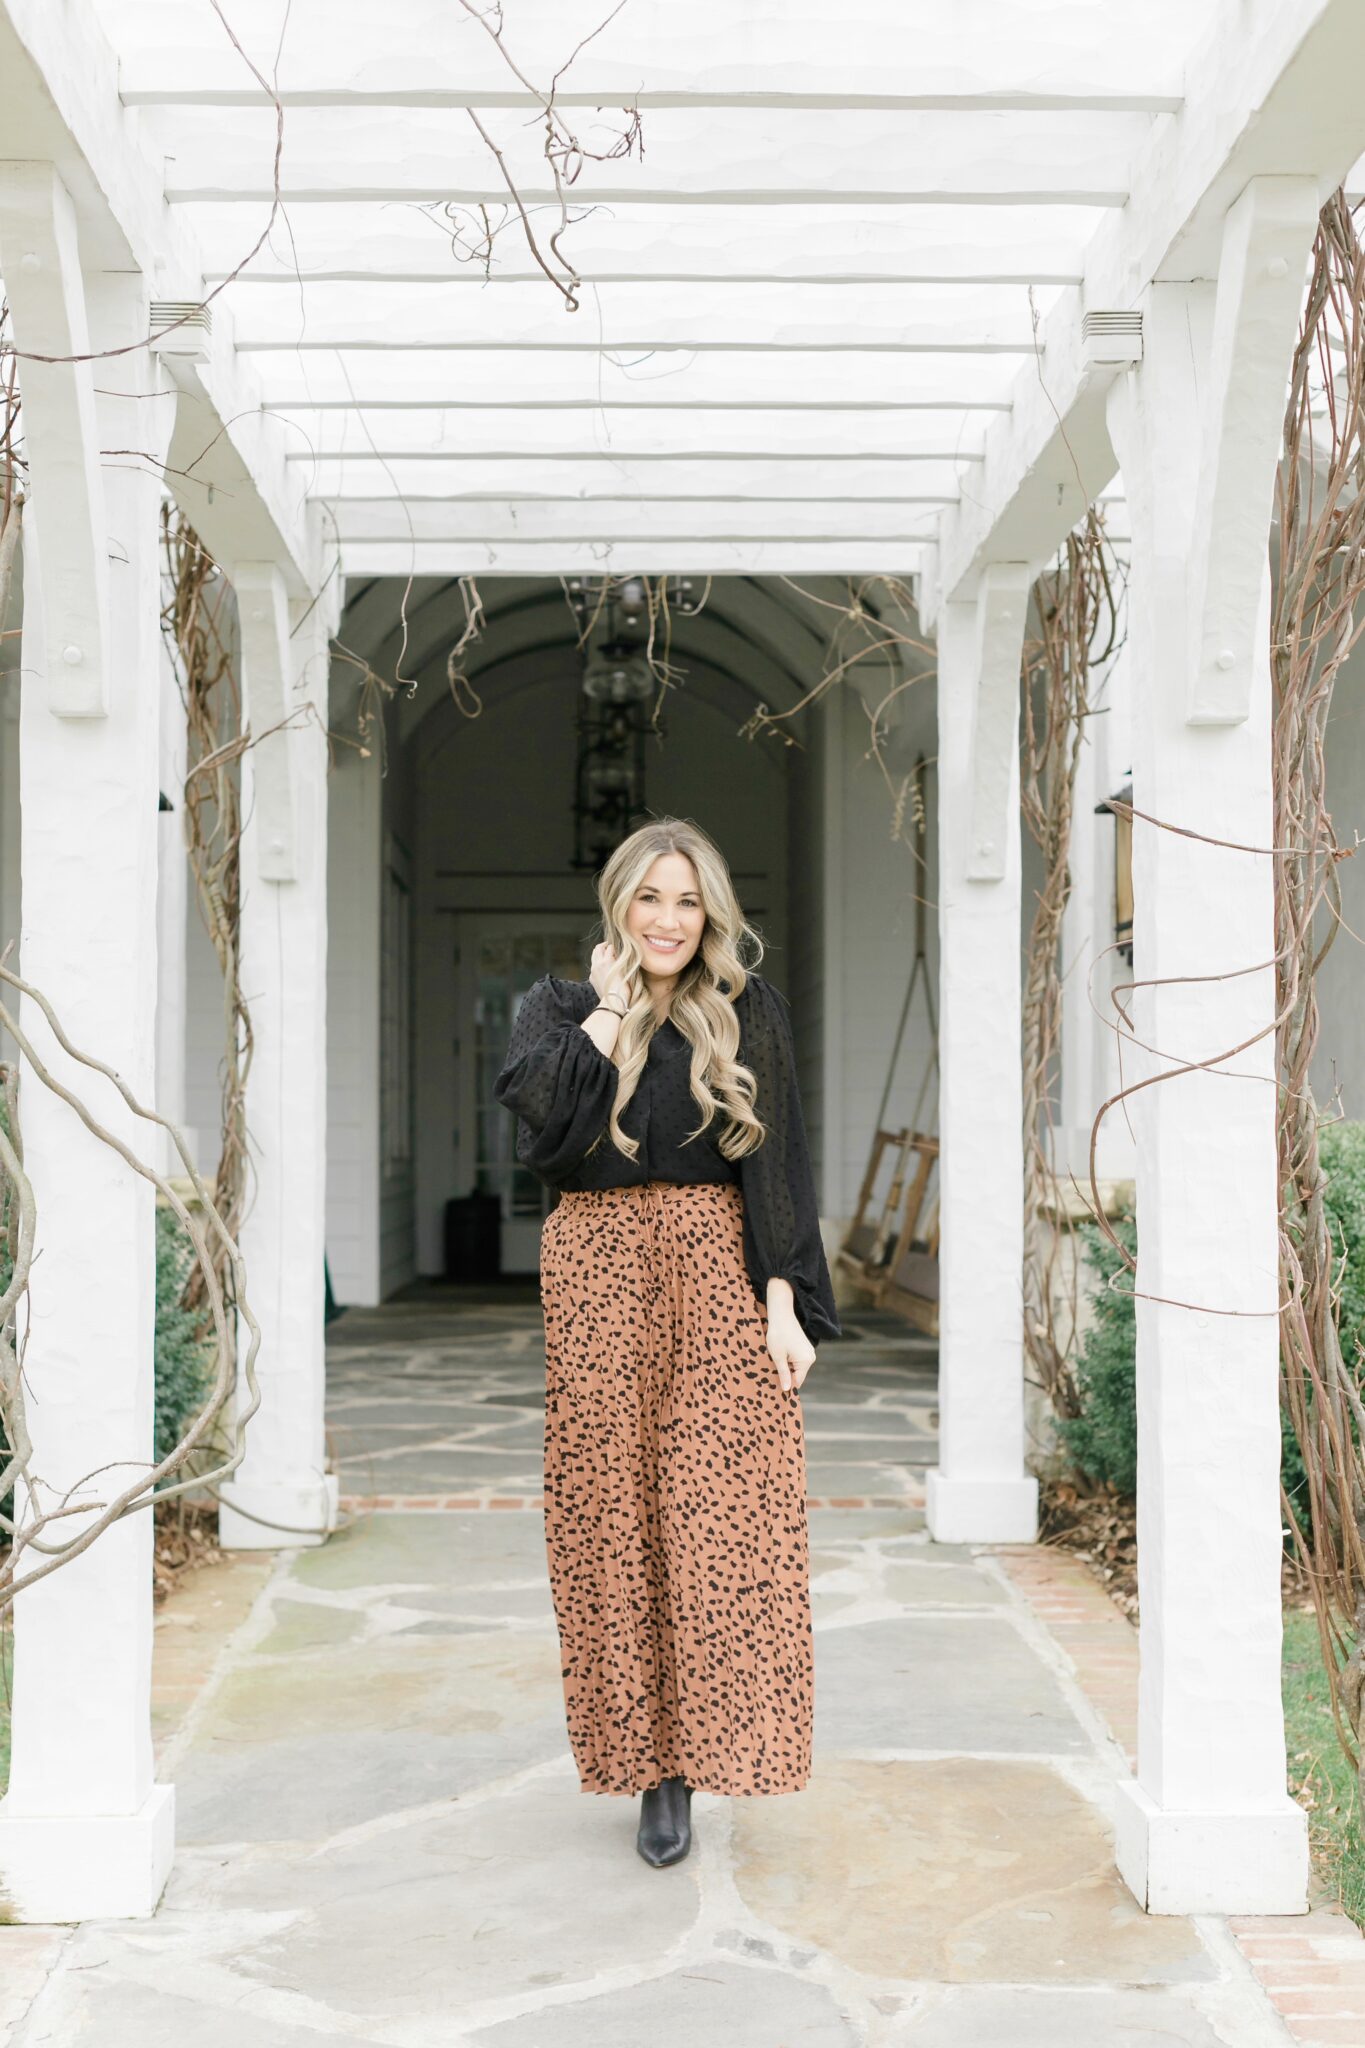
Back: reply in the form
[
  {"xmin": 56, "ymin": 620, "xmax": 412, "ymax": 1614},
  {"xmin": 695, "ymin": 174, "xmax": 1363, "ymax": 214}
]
[{"xmin": 538, "ymin": 1180, "xmax": 813, "ymax": 1797}]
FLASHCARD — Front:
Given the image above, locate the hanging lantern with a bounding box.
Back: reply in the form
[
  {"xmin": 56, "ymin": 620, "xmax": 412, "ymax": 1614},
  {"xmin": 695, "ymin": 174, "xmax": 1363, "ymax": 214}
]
[{"xmin": 1095, "ymin": 778, "xmax": 1134, "ymax": 965}]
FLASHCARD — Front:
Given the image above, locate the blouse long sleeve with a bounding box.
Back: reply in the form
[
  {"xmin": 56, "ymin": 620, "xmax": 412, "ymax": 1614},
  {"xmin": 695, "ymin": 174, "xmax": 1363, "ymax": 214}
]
[
  {"xmin": 492, "ymin": 975, "xmax": 617, "ymax": 1180},
  {"xmin": 737, "ymin": 976, "xmax": 842, "ymax": 1345}
]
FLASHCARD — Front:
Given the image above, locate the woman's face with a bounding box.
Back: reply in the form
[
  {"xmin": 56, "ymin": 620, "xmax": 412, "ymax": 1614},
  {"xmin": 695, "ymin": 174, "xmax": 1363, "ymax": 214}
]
[{"xmin": 624, "ymin": 851, "xmax": 706, "ymax": 985}]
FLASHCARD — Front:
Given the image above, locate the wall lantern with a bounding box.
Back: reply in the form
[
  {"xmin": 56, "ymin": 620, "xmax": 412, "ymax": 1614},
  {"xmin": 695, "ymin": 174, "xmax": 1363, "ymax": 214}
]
[{"xmin": 1094, "ymin": 777, "xmax": 1134, "ymax": 965}]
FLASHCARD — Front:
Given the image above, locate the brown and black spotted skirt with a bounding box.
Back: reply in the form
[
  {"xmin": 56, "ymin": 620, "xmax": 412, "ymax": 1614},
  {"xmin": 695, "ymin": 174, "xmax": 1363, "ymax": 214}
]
[{"xmin": 538, "ymin": 1179, "xmax": 813, "ymax": 1798}]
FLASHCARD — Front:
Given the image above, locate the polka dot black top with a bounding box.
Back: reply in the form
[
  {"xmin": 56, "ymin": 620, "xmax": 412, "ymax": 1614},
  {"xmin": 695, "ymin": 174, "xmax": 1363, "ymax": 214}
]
[{"xmin": 493, "ymin": 971, "xmax": 842, "ymax": 1345}]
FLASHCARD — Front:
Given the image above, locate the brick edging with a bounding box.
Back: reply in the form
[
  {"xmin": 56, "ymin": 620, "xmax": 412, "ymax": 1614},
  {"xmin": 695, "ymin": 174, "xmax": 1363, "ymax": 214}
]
[{"xmin": 992, "ymin": 1543, "xmax": 1365, "ymax": 2047}]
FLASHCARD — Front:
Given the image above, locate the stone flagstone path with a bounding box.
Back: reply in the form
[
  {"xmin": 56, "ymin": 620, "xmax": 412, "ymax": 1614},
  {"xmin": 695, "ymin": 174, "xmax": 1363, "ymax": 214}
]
[{"xmin": 0, "ymin": 1299, "xmax": 1352, "ymax": 2045}]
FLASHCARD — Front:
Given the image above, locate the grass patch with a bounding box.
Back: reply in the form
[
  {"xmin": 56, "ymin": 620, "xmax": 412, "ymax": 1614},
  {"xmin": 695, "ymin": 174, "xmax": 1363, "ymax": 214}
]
[{"xmin": 1284, "ymin": 1605, "xmax": 1365, "ymax": 1924}]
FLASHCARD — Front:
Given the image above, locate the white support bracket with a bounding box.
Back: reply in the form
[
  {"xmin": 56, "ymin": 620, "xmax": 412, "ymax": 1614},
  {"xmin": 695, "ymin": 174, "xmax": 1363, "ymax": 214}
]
[
  {"xmin": 0, "ymin": 162, "xmax": 107, "ymax": 718},
  {"xmin": 235, "ymin": 562, "xmax": 298, "ymax": 881},
  {"xmin": 1187, "ymin": 175, "xmax": 1321, "ymax": 726},
  {"xmin": 966, "ymin": 562, "xmax": 1031, "ymax": 882}
]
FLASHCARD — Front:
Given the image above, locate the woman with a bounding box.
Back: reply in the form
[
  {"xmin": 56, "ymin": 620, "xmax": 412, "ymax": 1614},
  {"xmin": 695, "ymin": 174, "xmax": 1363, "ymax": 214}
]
[{"xmin": 493, "ymin": 817, "xmax": 839, "ymax": 1869}]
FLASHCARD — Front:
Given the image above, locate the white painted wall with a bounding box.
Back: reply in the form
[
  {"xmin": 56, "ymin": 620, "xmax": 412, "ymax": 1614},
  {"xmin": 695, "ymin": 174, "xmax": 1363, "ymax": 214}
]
[
  {"xmin": 325, "ymin": 741, "xmax": 383, "ymax": 1306},
  {"xmin": 822, "ymin": 664, "xmax": 941, "ymax": 1226},
  {"xmin": 377, "ymin": 734, "xmax": 418, "ymax": 1300},
  {"xmin": 786, "ymin": 700, "xmax": 826, "ymax": 1198}
]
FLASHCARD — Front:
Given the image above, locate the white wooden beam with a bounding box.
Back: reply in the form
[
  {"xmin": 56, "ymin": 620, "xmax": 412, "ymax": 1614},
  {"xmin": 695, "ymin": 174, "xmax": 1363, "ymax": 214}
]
[
  {"xmin": 106, "ymin": 0, "xmax": 1189, "ymax": 111},
  {"xmin": 296, "ymin": 457, "xmax": 968, "ymax": 502},
  {"xmin": 1138, "ymin": 9, "xmax": 1365, "ymax": 288},
  {"xmin": 325, "ymin": 500, "xmax": 941, "ymax": 544},
  {"xmin": 157, "ymin": 308, "xmax": 314, "ymax": 598},
  {"xmin": 337, "ymin": 542, "xmax": 926, "ymax": 577},
  {"xmin": 276, "ymin": 411, "xmax": 992, "ymax": 460},
  {"xmin": 0, "ymin": 0, "xmax": 196, "ymax": 276},
  {"xmin": 929, "ymin": 0, "xmax": 1365, "ymax": 615},
  {"xmin": 222, "ymin": 279, "xmax": 1048, "ymax": 355},
  {"xmin": 195, "ymin": 202, "xmax": 1095, "ymax": 288},
  {"xmin": 0, "ymin": 0, "xmax": 319, "ymax": 599},
  {"xmin": 191, "ymin": 200, "xmax": 1098, "ymax": 289},
  {"xmin": 253, "ymin": 353, "xmax": 1019, "ymax": 410},
  {"xmin": 271, "ymin": 394, "xmax": 1009, "ymax": 421},
  {"xmin": 157, "ymin": 106, "xmax": 1143, "ymax": 207},
  {"xmin": 922, "ymin": 308, "xmax": 1126, "ymax": 625},
  {"xmin": 0, "ymin": 162, "xmax": 108, "ymax": 717},
  {"xmin": 966, "ymin": 564, "xmax": 1031, "ymax": 882},
  {"xmin": 1187, "ymin": 176, "xmax": 1320, "ymax": 724},
  {"xmin": 157, "ymin": 345, "xmax": 315, "ymax": 603}
]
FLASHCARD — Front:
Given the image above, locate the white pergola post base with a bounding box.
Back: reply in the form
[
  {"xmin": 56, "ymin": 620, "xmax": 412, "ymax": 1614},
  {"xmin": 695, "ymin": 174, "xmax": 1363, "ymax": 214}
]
[
  {"xmin": 1104, "ymin": 234, "xmax": 1315, "ymax": 1916},
  {"xmin": 925, "ymin": 1471, "xmax": 1038, "ymax": 1545},
  {"xmin": 1115, "ymin": 1782, "xmax": 1310, "ymax": 1919},
  {"xmin": 219, "ymin": 1474, "xmax": 341, "ymax": 1551},
  {"xmin": 0, "ymin": 1784, "xmax": 175, "ymax": 1926},
  {"xmin": 216, "ymin": 565, "xmax": 336, "ymax": 1552},
  {"xmin": 927, "ymin": 568, "xmax": 1038, "ymax": 1549}
]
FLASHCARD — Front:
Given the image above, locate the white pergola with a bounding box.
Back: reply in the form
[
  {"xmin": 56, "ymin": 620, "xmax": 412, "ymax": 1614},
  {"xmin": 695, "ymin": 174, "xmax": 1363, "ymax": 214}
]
[{"xmin": 0, "ymin": 0, "xmax": 1360, "ymax": 1926}]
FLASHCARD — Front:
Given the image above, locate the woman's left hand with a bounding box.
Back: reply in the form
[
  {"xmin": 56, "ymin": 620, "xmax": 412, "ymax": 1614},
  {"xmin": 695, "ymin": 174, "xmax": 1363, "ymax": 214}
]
[{"xmin": 766, "ymin": 1279, "xmax": 816, "ymax": 1393}]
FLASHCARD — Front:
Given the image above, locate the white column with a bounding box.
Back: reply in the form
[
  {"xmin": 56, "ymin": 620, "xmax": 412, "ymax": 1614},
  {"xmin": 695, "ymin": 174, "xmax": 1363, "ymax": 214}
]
[
  {"xmin": 0, "ymin": 171, "xmax": 175, "ymax": 1921},
  {"xmin": 217, "ymin": 566, "xmax": 338, "ymax": 1548},
  {"xmin": 1104, "ymin": 191, "xmax": 1314, "ymax": 1914},
  {"xmin": 928, "ymin": 564, "xmax": 1038, "ymax": 1544}
]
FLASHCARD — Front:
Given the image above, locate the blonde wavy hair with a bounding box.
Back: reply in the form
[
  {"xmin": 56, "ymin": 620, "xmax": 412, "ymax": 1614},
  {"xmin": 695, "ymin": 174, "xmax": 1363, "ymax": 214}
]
[{"xmin": 592, "ymin": 817, "xmax": 768, "ymax": 1163}]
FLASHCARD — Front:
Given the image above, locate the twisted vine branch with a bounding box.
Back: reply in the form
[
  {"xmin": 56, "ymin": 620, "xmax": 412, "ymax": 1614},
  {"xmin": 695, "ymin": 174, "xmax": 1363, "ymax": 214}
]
[
  {"xmin": 161, "ymin": 510, "xmax": 252, "ymax": 1310},
  {"xmin": 1274, "ymin": 193, "xmax": 1365, "ymax": 1774},
  {"xmin": 0, "ymin": 962, "xmax": 258, "ymax": 1610},
  {"xmin": 1020, "ymin": 516, "xmax": 1123, "ymax": 1424}
]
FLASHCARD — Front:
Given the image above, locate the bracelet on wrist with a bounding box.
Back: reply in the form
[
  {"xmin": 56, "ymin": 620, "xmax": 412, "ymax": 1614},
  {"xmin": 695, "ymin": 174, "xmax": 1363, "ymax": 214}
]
[{"xmin": 593, "ymin": 998, "xmax": 627, "ymax": 1018}]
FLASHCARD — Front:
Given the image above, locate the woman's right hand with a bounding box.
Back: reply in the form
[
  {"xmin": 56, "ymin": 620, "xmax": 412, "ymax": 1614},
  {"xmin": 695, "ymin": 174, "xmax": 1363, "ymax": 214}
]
[{"xmin": 589, "ymin": 941, "xmax": 631, "ymax": 1009}]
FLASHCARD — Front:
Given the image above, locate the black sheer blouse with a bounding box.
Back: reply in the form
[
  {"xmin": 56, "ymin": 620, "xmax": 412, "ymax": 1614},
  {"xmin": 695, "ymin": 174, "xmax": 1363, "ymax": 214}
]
[{"xmin": 493, "ymin": 972, "xmax": 841, "ymax": 1345}]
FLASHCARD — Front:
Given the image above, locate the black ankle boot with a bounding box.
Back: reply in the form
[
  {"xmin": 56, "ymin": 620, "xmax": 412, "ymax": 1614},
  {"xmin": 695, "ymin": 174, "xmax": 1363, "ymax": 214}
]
[{"xmin": 636, "ymin": 1776, "xmax": 693, "ymax": 1867}]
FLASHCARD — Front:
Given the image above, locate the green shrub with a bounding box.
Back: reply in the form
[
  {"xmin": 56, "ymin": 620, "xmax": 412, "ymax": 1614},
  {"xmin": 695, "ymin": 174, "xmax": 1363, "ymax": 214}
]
[
  {"xmin": 1274, "ymin": 1120, "xmax": 1365, "ymax": 1533},
  {"xmin": 1057, "ymin": 1217, "xmax": 1139, "ymax": 1496},
  {"xmin": 1059, "ymin": 1203, "xmax": 1314, "ymax": 1523},
  {"xmin": 1, "ymin": 1204, "xmax": 215, "ymax": 1518},
  {"xmin": 1319, "ymin": 1120, "xmax": 1365, "ymax": 1374},
  {"xmin": 152, "ymin": 1204, "xmax": 216, "ymax": 1473}
]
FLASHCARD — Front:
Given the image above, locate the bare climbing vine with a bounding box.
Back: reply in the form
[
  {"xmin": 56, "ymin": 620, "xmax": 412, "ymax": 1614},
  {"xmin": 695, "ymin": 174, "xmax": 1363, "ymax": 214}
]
[
  {"xmin": 160, "ymin": 510, "xmax": 253, "ymax": 1310},
  {"xmin": 741, "ymin": 575, "xmax": 936, "ymax": 875},
  {"xmin": 561, "ymin": 572, "xmax": 712, "ymax": 724},
  {"xmin": 1273, "ymin": 192, "xmax": 1365, "ymax": 1778},
  {"xmin": 1019, "ymin": 516, "xmax": 1123, "ymax": 1424},
  {"xmin": 0, "ymin": 963, "xmax": 259, "ymax": 1611},
  {"xmin": 450, "ymin": 0, "xmax": 643, "ymax": 311}
]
